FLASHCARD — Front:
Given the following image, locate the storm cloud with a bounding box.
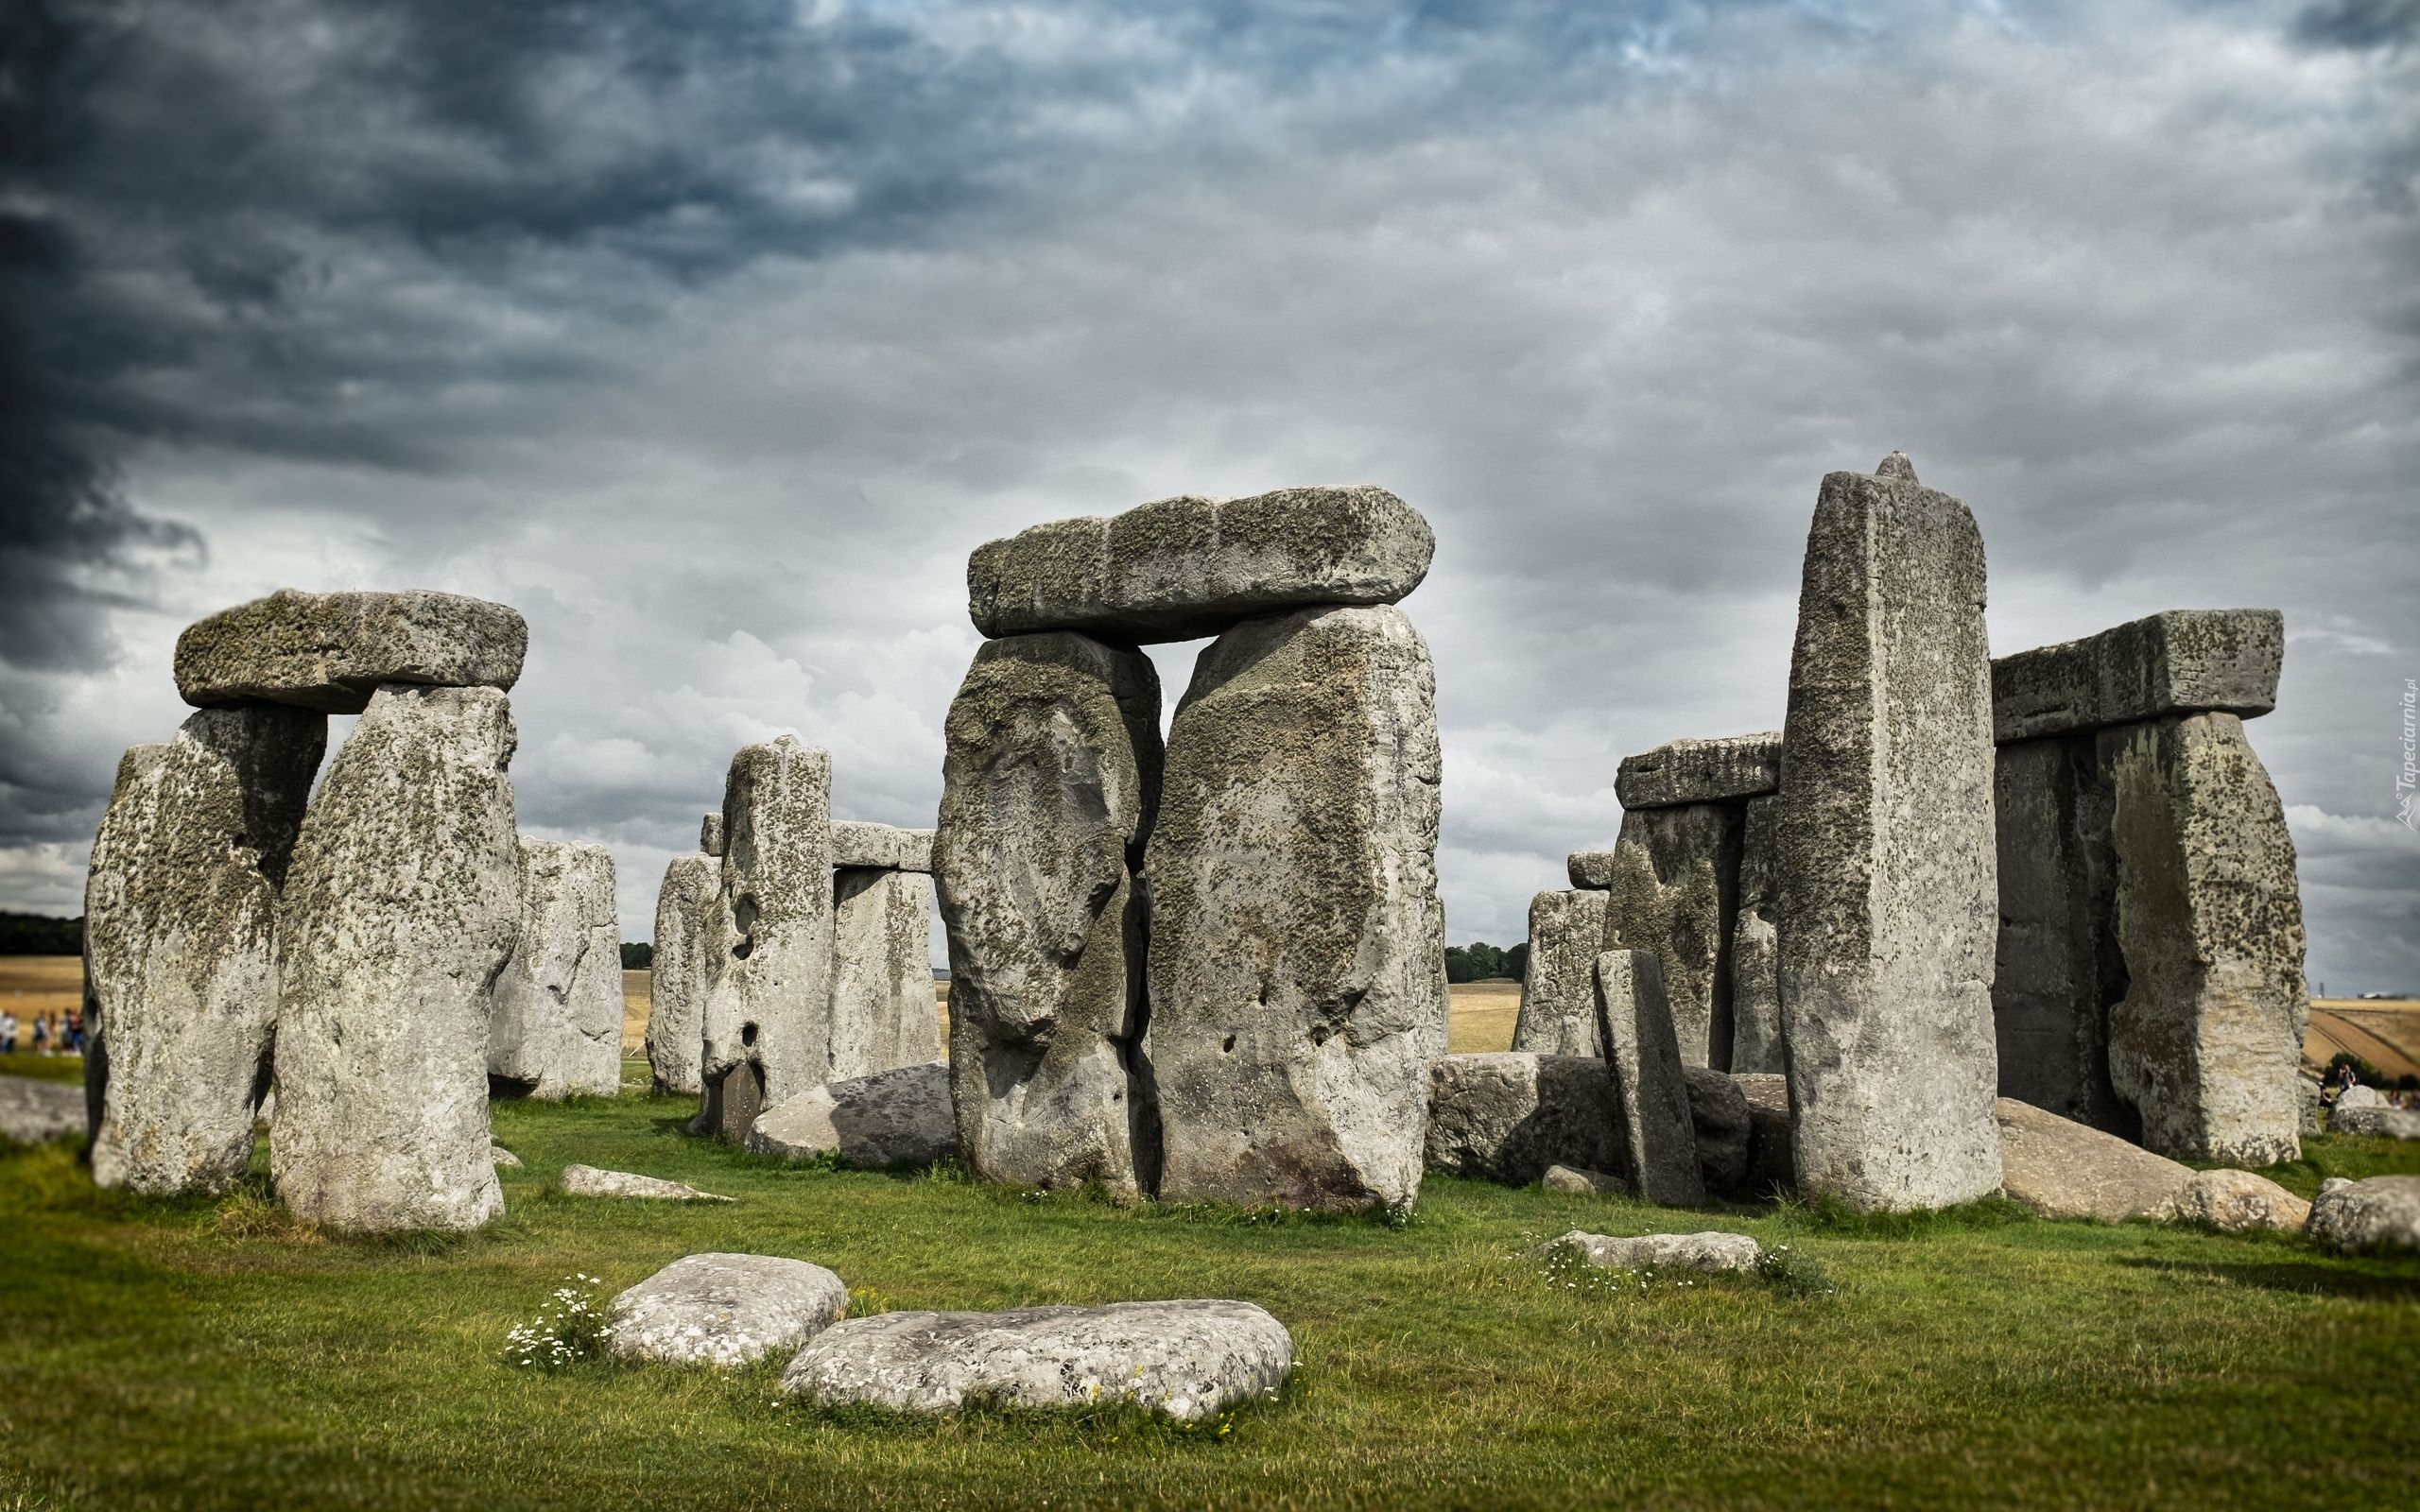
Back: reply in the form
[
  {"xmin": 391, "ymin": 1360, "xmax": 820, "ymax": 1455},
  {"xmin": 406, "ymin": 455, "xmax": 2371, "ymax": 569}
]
[{"xmin": 3, "ymin": 0, "xmax": 2414, "ymax": 988}]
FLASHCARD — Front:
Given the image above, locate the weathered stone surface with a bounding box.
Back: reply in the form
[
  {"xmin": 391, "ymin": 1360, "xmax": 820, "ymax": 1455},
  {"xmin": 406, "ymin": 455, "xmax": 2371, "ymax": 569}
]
[
  {"xmin": 2101, "ymin": 713, "xmax": 2305, "ymax": 1167},
  {"xmin": 610, "ymin": 1253, "xmax": 847, "ymax": 1367},
  {"xmin": 1734, "ymin": 1074, "xmax": 1794, "ymax": 1197},
  {"xmin": 2305, "ymin": 1176, "xmax": 2420, "ymax": 1254},
  {"xmin": 967, "ymin": 486, "xmax": 1435, "ymax": 644},
  {"xmin": 1775, "ymin": 459, "xmax": 2002, "ymax": 1212},
  {"xmin": 1994, "ymin": 1097, "xmax": 2188, "ymax": 1223},
  {"xmin": 1991, "ymin": 733, "xmax": 2131, "ymax": 1134},
  {"xmin": 175, "ymin": 590, "xmax": 527, "ymax": 714},
  {"xmin": 1542, "ymin": 1163, "xmax": 1624, "ymax": 1194},
  {"xmin": 1566, "ymin": 850, "xmax": 1618, "ymax": 890},
  {"xmin": 1684, "ymin": 1067, "xmax": 1751, "ymax": 1195},
  {"xmin": 700, "ymin": 813, "xmax": 725, "ymax": 857},
  {"xmin": 830, "ymin": 821, "xmax": 934, "ymax": 873},
  {"xmin": 491, "ymin": 1144, "xmax": 522, "ymax": 1167},
  {"xmin": 2332, "ymin": 1105, "xmax": 2420, "ymax": 1140},
  {"xmin": 2298, "ymin": 1076, "xmax": 2324, "ymax": 1135},
  {"xmin": 560, "ymin": 1163, "xmax": 733, "ymax": 1201},
  {"xmin": 1726, "ymin": 796, "xmax": 1785, "ymax": 1075},
  {"xmin": 1614, "ymin": 732, "xmax": 1784, "ymax": 811},
  {"xmin": 271, "ymin": 685, "xmax": 519, "ymax": 1233},
  {"xmin": 1511, "ymin": 889, "xmax": 1612, "ymax": 1057},
  {"xmin": 828, "ymin": 868, "xmax": 942, "ymax": 1081},
  {"xmin": 83, "ymin": 705, "xmax": 323, "ymax": 1195},
  {"xmin": 1146, "ymin": 604, "xmax": 1446, "ymax": 1211},
  {"xmin": 780, "ymin": 1300, "xmax": 1293, "ymax": 1420},
  {"xmin": 936, "ymin": 632, "xmax": 1161, "ymax": 1195},
  {"xmin": 1537, "ymin": 1230, "xmax": 1763, "ymax": 1273},
  {"xmin": 646, "ymin": 854, "xmax": 720, "ymax": 1097},
  {"xmin": 1604, "ymin": 803, "xmax": 1741, "ymax": 1069},
  {"xmin": 1594, "ymin": 951, "xmax": 1704, "ymax": 1207},
  {"xmin": 0, "ymin": 1077, "xmax": 86, "ymax": 1144},
  {"xmin": 746, "ymin": 1060, "xmax": 956, "ymax": 1169},
  {"xmin": 1992, "ymin": 610, "xmax": 2283, "ymax": 745},
  {"xmin": 489, "ymin": 839, "xmax": 621, "ymax": 1100},
  {"xmin": 1424, "ymin": 1053, "xmax": 1620, "ymax": 1184},
  {"xmin": 700, "ymin": 737, "xmax": 835, "ymax": 1139},
  {"xmin": 2173, "ymin": 1168, "xmax": 2309, "ymax": 1233},
  {"xmin": 2336, "ymin": 1084, "xmax": 2387, "ymax": 1110}
]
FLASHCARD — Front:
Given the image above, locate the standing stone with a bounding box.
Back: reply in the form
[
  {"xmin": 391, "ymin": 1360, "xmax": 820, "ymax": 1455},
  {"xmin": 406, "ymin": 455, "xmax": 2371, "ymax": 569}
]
[
  {"xmin": 488, "ymin": 839, "xmax": 622, "ymax": 1100},
  {"xmin": 83, "ymin": 706, "xmax": 324, "ymax": 1194},
  {"xmin": 1145, "ymin": 605, "xmax": 1446, "ymax": 1211},
  {"xmin": 1602, "ymin": 803, "xmax": 1742, "ymax": 1069},
  {"xmin": 1774, "ymin": 455, "xmax": 2002, "ymax": 1212},
  {"xmin": 646, "ymin": 852, "xmax": 720, "ymax": 1096},
  {"xmin": 935, "ymin": 632, "xmax": 1161, "ymax": 1195},
  {"xmin": 174, "ymin": 589, "xmax": 527, "ymax": 714},
  {"xmin": 271, "ymin": 685, "xmax": 519, "ymax": 1232},
  {"xmin": 1593, "ymin": 951, "xmax": 1704, "ymax": 1207},
  {"xmin": 700, "ymin": 811, "xmax": 725, "ymax": 857},
  {"xmin": 699, "ymin": 737, "xmax": 835, "ymax": 1140},
  {"xmin": 1510, "ymin": 888, "xmax": 1612, "ymax": 1057},
  {"xmin": 1726, "ymin": 796, "xmax": 1786, "ymax": 1075},
  {"xmin": 827, "ymin": 868, "xmax": 941, "ymax": 1080},
  {"xmin": 2100, "ymin": 713, "xmax": 2305, "ymax": 1166}
]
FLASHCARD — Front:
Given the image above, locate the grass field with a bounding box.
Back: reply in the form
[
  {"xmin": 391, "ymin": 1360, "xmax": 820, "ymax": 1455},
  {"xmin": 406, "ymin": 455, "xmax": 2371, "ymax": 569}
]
[{"xmin": 2, "ymin": 1061, "xmax": 2417, "ymax": 1509}]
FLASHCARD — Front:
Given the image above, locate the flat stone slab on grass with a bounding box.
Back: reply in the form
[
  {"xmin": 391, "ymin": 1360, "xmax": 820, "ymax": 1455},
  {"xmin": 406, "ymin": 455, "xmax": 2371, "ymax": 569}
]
[
  {"xmin": 175, "ymin": 590, "xmax": 527, "ymax": 714},
  {"xmin": 561, "ymin": 1164, "xmax": 734, "ymax": 1202},
  {"xmin": 1994, "ymin": 1097, "xmax": 2190, "ymax": 1224},
  {"xmin": 1542, "ymin": 1164, "xmax": 1624, "ymax": 1195},
  {"xmin": 0, "ymin": 1078, "xmax": 85, "ymax": 1144},
  {"xmin": 1536, "ymin": 1230, "xmax": 1763, "ymax": 1274},
  {"xmin": 2171, "ymin": 1168, "xmax": 2308, "ymax": 1234},
  {"xmin": 2303, "ymin": 1176, "xmax": 2420, "ymax": 1255},
  {"xmin": 2331, "ymin": 1105, "xmax": 2420, "ymax": 1141},
  {"xmin": 746, "ymin": 1060, "xmax": 955, "ymax": 1169},
  {"xmin": 611, "ymin": 1253, "xmax": 847, "ymax": 1368},
  {"xmin": 780, "ymin": 1300, "xmax": 1292, "ymax": 1421}
]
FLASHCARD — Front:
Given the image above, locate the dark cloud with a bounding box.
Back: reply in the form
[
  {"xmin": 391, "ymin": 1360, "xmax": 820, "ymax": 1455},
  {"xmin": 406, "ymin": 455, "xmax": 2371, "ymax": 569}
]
[{"xmin": 2292, "ymin": 0, "xmax": 2419, "ymax": 50}]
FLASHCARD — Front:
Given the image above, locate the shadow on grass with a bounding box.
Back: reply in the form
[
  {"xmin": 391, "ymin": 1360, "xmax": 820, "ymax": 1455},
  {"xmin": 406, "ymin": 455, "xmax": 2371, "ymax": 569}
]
[
  {"xmin": 776, "ymin": 1367, "xmax": 1305, "ymax": 1447},
  {"xmin": 1771, "ymin": 1192, "xmax": 2033, "ymax": 1240},
  {"xmin": 2116, "ymin": 1255, "xmax": 2420, "ymax": 1300}
]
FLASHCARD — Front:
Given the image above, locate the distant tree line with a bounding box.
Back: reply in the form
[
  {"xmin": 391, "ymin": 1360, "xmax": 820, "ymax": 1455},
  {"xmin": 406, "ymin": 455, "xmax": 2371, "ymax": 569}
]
[
  {"xmin": 0, "ymin": 912, "xmax": 82, "ymax": 955},
  {"xmin": 620, "ymin": 942, "xmax": 653, "ymax": 970},
  {"xmin": 1444, "ymin": 940, "xmax": 1527, "ymax": 985}
]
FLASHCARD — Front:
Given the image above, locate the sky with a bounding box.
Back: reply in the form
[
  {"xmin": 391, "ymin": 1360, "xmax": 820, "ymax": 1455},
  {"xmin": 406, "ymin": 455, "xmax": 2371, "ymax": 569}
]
[{"xmin": 3, "ymin": 0, "xmax": 2415, "ymax": 989}]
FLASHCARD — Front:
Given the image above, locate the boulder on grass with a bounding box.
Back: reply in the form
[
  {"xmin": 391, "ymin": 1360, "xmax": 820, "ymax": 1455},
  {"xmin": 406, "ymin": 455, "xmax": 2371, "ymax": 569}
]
[
  {"xmin": 610, "ymin": 1253, "xmax": 848, "ymax": 1368},
  {"xmin": 2304, "ymin": 1176, "xmax": 2420, "ymax": 1255},
  {"xmin": 2331, "ymin": 1105, "xmax": 2420, "ymax": 1141},
  {"xmin": 1994, "ymin": 1097, "xmax": 2191, "ymax": 1224},
  {"xmin": 560, "ymin": 1164, "xmax": 733, "ymax": 1202},
  {"xmin": 1535, "ymin": 1230, "xmax": 1763, "ymax": 1273},
  {"xmin": 746, "ymin": 1061, "xmax": 955, "ymax": 1169},
  {"xmin": 780, "ymin": 1300, "xmax": 1293, "ymax": 1421},
  {"xmin": 0, "ymin": 1078, "xmax": 85, "ymax": 1144},
  {"xmin": 1542, "ymin": 1164, "xmax": 1624, "ymax": 1195},
  {"xmin": 2171, "ymin": 1168, "xmax": 2309, "ymax": 1234}
]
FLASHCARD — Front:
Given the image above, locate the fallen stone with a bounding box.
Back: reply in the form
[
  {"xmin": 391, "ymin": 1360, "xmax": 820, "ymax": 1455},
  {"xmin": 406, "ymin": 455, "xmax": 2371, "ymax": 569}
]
[
  {"xmin": 489, "ymin": 839, "xmax": 622, "ymax": 1101},
  {"xmin": 1595, "ymin": 951, "xmax": 1705, "ymax": 1207},
  {"xmin": 700, "ymin": 737, "xmax": 835, "ymax": 1141},
  {"xmin": 1536, "ymin": 1229, "xmax": 1763, "ymax": 1274},
  {"xmin": 609, "ymin": 1253, "xmax": 848, "ymax": 1368},
  {"xmin": 1994, "ymin": 1097, "xmax": 2189, "ymax": 1223},
  {"xmin": 937, "ymin": 634, "xmax": 1159, "ymax": 1195},
  {"xmin": 271, "ymin": 684, "xmax": 519, "ymax": 1233},
  {"xmin": 646, "ymin": 853, "xmax": 721, "ymax": 1098},
  {"xmin": 967, "ymin": 486, "xmax": 1435, "ymax": 644},
  {"xmin": 827, "ymin": 868, "xmax": 942, "ymax": 1081},
  {"xmin": 560, "ymin": 1163, "xmax": 734, "ymax": 1202},
  {"xmin": 1603, "ymin": 803, "xmax": 1741, "ymax": 1068},
  {"xmin": 1146, "ymin": 604, "xmax": 1446, "ymax": 1211},
  {"xmin": 1992, "ymin": 610, "xmax": 2283, "ymax": 745},
  {"xmin": 1684, "ymin": 1067, "xmax": 1751, "ymax": 1195},
  {"xmin": 829, "ymin": 821, "xmax": 935, "ymax": 873},
  {"xmin": 0, "ymin": 1077, "xmax": 86, "ymax": 1144},
  {"xmin": 1613, "ymin": 732, "xmax": 1784, "ymax": 811},
  {"xmin": 1542, "ymin": 1163, "xmax": 1625, "ymax": 1194},
  {"xmin": 83, "ymin": 705, "xmax": 323, "ymax": 1195},
  {"xmin": 2304, "ymin": 1176, "xmax": 2420, "ymax": 1255},
  {"xmin": 2172, "ymin": 1168, "xmax": 2309, "ymax": 1234},
  {"xmin": 1425, "ymin": 1053, "xmax": 1620, "ymax": 1184},
  {"xmin": 700, "ymin": 812, "xmax": 725, "ymax": 858},
  {"xmin": 175, "ymin": 590, "xmax": 527, "ymax": 714},
  {"xmin": 780, "ymin": 1299, "xmax": 1293, "ymax": 1420},
  {"xmin": 1726, "ymin": 796, "xmax": 1785, "ymax": 1074},
  {"xmin": 1775, "ymin": 457, "xmax": 2002, "ymax": 1212},
  {"xmin": 1510, "ymin": 889, "xmax": 1613, "ymax": 1057},
  {"xmin": 492, "ymin": 1145, "xmax": 522, "ymax": 1168},
  {"xmin": 1734, "ymin": 1074, "xmax": 1795, "ymax": 1197},
  {"xmin": 747, "ymin": 1060, "xmax": 956, "ymax": 1169},
  {"xmin": 2101, "ymin": 713, "xmax": 2305, "ymax": 1167},
  {"xmin": 2331, "ymin": 1105, "xmax": 2420, "ymax": 1141}
]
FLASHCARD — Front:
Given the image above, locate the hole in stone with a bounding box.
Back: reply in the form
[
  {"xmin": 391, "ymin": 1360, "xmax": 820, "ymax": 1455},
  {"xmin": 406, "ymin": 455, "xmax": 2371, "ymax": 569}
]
[
  {"xmin": 1310, "ymin": 1024, "xmax": 1331, "ymax": 1047},
  {"xmin": 741, "ymin": 1022, "xmax": 759, "ymax": 1048},
  {"xmin": 732, "ymin": 896, "xmax": 760, "ymax": 960},
  {"xmin": 1222, "ymin": 1034, "xmax": 1236, "ymax": 1054}
]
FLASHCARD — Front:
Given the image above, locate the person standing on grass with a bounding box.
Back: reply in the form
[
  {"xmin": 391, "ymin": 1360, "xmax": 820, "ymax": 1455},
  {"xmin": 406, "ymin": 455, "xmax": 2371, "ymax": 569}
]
[
  {"xmin": 30, "ymin": 1012, "xmax": 49, "ymax": 1056},
  {"xmin": 1, "ymin": 1008, "xmax": 15, "ymax": 1055},
  {"xmin": 65, "ymin": 1008, "xmax": 82, "ymax": 1056}
]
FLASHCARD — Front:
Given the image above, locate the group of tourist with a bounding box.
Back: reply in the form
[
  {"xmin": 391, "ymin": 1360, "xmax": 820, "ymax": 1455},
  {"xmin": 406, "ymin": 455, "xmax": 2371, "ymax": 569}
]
[{"xmin": 1, "ymin": 1007, "xmax": 83, "ymax": 1057}]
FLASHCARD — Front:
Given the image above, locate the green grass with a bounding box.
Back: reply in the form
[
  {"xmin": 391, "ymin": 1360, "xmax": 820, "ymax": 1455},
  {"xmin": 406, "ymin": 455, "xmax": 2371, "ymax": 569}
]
[
  {"xmin": 0, "ymin": 1053, "xmax": 85, "ymax": 1085},
  {"xmin": 1, "ymin": 1074, "xmax": 2415, "ymax": 1511}
]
